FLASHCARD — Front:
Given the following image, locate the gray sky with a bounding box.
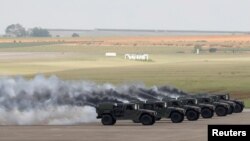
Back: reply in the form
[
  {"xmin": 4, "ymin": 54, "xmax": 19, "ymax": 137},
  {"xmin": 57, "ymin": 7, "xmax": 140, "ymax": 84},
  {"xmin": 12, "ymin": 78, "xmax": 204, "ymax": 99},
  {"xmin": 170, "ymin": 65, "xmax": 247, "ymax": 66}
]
[{"xmin": 1, "ymin": 0, "xmax": 250, "ymax": 34}]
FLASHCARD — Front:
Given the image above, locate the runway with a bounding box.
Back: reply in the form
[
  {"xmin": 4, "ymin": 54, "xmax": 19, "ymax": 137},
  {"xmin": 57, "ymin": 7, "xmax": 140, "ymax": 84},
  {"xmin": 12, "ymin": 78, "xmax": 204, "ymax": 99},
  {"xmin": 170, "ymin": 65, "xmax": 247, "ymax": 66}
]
[{"xmin": 0, "ymin": 110, "xmax": 249, "ymax": 141}]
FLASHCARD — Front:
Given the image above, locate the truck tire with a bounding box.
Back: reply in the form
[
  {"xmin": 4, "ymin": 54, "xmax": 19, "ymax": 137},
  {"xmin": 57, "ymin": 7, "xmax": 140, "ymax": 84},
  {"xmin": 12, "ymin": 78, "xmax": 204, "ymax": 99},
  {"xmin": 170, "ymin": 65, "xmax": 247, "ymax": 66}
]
[
  {"xmin": 132, "ymin": 120, "xmax": 140, "ymax": 123},
  {"xmin": 234, "ymin": 103, "xmax": 243, "ymax": 113},
  {"xmin": 201, "ymin": 108, "xmax": 214, "ymax": 118},
  {"xmin": 140, "ymin": 114, "xmax": 155, "ymax": 125},
  {"xmin": 170, "ymin": 112, "xmax": 184, "ymax": 123},
  {"xmin": 101, "ymin": 115, "xmax": 115, "ymax": 125},
  {"xmin": 227, "ymin": 105, "xmax": 234, "ymax": 114},
  {"xmin": 215, "ymin": 106, "xmax": 227, "ymax": 116},
  {"xmin": 186, "ymin": 110, "xmax": 199, "ymax": 121},
  {"xmin": 156, "ymin": 117, "xmax": 162, "ymax": 121}
]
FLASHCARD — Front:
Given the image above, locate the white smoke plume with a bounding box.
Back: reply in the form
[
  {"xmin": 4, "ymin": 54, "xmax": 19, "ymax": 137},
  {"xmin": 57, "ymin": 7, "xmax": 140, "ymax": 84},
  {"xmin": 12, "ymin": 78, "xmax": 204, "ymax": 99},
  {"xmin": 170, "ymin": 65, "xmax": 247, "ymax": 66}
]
[
  {"xmin": 0, "ymin": 106, "xmax": 97, "ymax": 125},
  {"xmin": 0, "ymin": 75, "xmax": 187, "ymax": 125}
]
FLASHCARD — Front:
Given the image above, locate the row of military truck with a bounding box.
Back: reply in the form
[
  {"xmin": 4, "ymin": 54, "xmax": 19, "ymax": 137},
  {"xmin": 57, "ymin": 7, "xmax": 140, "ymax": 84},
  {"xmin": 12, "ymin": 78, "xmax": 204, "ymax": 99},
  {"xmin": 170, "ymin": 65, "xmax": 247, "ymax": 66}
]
[{"xmin": 95, "ymin": 93, "xmax": 245, "ymax": 125}]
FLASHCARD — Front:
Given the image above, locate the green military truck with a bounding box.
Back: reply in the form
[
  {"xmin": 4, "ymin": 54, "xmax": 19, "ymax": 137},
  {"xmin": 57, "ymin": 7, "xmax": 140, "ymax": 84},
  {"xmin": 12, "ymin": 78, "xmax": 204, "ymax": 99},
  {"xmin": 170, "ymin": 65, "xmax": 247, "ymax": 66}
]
[
  {"xmin": 208, "ymin": 95, "xmax": 235, "ymax": 114},
  {"xmin": 177, "ymin": 97, "xmax": 215, "ymax": 118},
  {"xmin": 137, "ymin": 101, "xmax": 185, "ymax": 123},
  {"xmin": 96, "ymin": 103, "xmax": 157, "ymax": 125},
  {"xmin": 193, "ymin": 95, "xmax": 230, "ymax": 116},
  {"xmin": 162, "ymin": 97, "xmax": 201, "ymax": 121},
  {"xmin": 212, "ymin": 93, "xmax": 244, "ymax": 113}
]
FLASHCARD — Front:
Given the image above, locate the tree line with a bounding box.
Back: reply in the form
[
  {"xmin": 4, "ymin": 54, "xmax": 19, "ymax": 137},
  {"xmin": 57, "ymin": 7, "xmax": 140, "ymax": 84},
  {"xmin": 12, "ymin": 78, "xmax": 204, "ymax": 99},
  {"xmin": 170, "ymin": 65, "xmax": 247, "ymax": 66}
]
[{"xmin": 5, "ymin": 24, "xmax": 51, "ymax": 37}]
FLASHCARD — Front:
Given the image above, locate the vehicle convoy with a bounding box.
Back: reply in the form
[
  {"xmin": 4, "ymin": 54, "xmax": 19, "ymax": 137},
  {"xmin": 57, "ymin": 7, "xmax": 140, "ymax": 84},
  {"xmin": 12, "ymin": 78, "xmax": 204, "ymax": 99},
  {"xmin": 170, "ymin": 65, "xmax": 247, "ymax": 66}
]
[
  {"xmin": 195, "ymin": 93, "xmax": 236, "ymax": 115},
  {"xmin": 208, "ymin": 95, "xmax": 236, "ymax": 114},
  {"xmin": 136, "ymin": 101, "xmax": 185, "ymax": 123},
  {"xmin": 193, "ymin": 95, "xmax": 230, "ymax": 116},
  {"xmin": 177, "ymin": 97, "xmax": 215, "ymax": 118},
  {"xmin": 162, "ymin": 97, "xmax": 201, "ymax": 121},
  {"xmin": 213, "ymin": 93, "xmax": 244, "ymax": 113},
  {"xmin": 96, "ymin": 103, "xmax": 157, "ymax": 125}
]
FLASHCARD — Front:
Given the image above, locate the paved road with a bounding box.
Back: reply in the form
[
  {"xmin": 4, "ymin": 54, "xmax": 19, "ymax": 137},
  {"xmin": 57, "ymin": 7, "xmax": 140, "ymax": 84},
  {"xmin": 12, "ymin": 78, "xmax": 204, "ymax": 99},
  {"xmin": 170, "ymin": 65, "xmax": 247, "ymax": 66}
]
[{"xmin": 0, "ymin": 110, "xmax": 249, "ymax": 141}]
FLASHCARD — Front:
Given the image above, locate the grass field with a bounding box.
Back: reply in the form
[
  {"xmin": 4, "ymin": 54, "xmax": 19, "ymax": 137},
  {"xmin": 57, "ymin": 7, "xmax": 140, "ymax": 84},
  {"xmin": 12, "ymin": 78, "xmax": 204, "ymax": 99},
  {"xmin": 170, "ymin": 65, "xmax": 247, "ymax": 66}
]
[{"xmin": 0, "ymin": 36, "xmax": 250, "ymax": 107}]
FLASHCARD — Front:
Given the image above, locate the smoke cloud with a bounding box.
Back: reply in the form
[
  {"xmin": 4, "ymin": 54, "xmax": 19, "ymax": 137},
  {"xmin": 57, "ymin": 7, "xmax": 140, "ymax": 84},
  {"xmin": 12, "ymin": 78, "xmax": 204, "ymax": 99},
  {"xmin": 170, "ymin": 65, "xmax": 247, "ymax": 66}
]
[{"xmin": 0, "ymin": 75, "xmax": 187, "ymax": 125}]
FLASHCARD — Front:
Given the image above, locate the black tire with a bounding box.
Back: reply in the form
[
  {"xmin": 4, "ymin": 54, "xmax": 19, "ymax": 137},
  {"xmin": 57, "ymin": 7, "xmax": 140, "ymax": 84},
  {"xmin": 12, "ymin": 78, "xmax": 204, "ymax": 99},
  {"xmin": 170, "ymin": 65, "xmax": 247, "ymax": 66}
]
[
  {"xmin": 132, "ymin": 120, "xmax": 140, "ymax": 123},
  {"xmin": 227, "ymin": 105, "xmax": 234, "ymax": 114},
  {"xmin": 112, "ymin": 119, "xmax": 116, "ymax": 125},
  {"xmin": 234, "ymin": 103, "xmax": 243, "ymax": 113},
  {"xmin": 186, "ymin": 110, "xmax": 199, "ymax": 121},
  {"xmin": 215, "ymin": 106, "xmax": 227, "ymax": 116},
  {"xmin": 151, "ymin": 118, "xmax": 156, "ymax": 124},
  {"xmin": 101, "ymin": 115, "xmax": 115, "ymax": 125},
  {"xmin": 201, "ymin": 108, "xmax": 214, "ymax": 118},
  {"xmin": 140, "ymin": 114, "xmax": 155, "ymax": 125},
  {"xmin": 156, "ymin": 117, "xmax": 162, "ymax": 121},
  {"xmin": 170, "ymin": 112, "xmax": 184, "ymax": 123}
]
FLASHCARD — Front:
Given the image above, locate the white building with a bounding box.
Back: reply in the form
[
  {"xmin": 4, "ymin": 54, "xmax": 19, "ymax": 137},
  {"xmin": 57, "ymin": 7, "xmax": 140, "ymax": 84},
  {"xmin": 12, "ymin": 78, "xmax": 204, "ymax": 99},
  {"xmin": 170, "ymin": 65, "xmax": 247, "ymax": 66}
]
[{"xmin": 125, "ymin": 54, "xmax": 149, "ymax": 61}]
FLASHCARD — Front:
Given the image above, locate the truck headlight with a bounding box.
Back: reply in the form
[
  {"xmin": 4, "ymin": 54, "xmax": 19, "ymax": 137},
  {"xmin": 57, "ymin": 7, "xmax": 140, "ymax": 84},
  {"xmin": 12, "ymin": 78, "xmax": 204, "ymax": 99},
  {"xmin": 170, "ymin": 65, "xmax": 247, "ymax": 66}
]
[{"xmin": 164, "ymin": 103, "xmax": 167, "ymax": 108}]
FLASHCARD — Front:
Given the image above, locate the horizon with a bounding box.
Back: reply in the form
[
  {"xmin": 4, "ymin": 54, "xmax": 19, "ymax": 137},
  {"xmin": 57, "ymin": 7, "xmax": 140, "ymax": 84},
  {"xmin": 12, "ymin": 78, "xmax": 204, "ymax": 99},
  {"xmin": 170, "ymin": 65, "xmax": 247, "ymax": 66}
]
[
  {"xmin": 47, "ymin": 28, "xmax": 250, "ymax": 32},
  {"xmin": 1, "ymin": 0, "xmax": 250, "ymax": 34}
]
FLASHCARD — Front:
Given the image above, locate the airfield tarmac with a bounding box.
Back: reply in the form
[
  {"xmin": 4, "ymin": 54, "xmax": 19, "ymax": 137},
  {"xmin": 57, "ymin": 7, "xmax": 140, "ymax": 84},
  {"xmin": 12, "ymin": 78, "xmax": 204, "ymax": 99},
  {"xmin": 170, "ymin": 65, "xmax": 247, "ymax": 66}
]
[{"xmin": 0, "ymin": 109, "xmax": 249, "ymax": 141}]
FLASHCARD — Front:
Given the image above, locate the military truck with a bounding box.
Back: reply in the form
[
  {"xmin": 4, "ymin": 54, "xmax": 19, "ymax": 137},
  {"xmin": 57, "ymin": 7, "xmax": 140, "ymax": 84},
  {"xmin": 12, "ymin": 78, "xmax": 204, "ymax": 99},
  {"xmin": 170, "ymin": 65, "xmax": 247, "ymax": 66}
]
[
  {"xmin": 193, "ymin": 95, "xmax": 230, "ymax": 116},
  {"xmin": 162, "ymin": 97, "xmax": 201, "ymax": 121},
  {"xmin": 208, "ymin": 95, "xmax": 235, "ymax": 114},
  {"xmin": 195, "ymin": 94, "xmax": 235, "ymax": 114},
  {"xmin": 177, "ymin": 97, "xmax": 215, "ymax": 118},
  {"xmin": 96, "ymin": 103, "xmax": 157, "ymax": 125},
  {"xmin": 136, "ymin": 101, "xmax": 185, "ymax": 123},
  {"xmin": 213, "ymin": 93, "xmax": 244, "ymax": 113}
]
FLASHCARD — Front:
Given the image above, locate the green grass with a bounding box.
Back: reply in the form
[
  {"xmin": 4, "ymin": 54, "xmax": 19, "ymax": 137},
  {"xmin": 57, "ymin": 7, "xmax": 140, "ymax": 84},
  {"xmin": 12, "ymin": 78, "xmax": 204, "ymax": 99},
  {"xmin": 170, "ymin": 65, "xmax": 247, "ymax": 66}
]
[
  {"xmin": 1, "ymin": 43, "xmax": 250, "ymax": 101},
  {"xmin": 244, "ymin": 99, "xmax": 250, "ymax": 108},
  {"xmin": 0, "ymin": 42, "xmax": 61, "ymax": 48},
  {"xmin": 40, "ymin": 55, "xmax": 250, "ymax": 93}
]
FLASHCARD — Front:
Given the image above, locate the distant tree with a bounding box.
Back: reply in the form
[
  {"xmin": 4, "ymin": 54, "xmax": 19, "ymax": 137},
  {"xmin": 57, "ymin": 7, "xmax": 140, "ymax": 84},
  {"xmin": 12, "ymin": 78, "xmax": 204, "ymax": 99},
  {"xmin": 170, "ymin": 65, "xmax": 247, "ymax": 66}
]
[
  {"xmin": 5, "ymin": 24, "xmax": 26, "ymax": 37},
  {"xmin": 193, "ymin": 45, "xmax": 202, "ymax": 53},
  {"xmin": 72, "ymin": 33, "xmax": 80, "ymax": 37},
  {"xmin": 30, "ymin": 27, "xmax": 51, "ymax": 37},
  {"xmin": 209, "ymin": 48, "xmax": 217, "ymax": 53}
]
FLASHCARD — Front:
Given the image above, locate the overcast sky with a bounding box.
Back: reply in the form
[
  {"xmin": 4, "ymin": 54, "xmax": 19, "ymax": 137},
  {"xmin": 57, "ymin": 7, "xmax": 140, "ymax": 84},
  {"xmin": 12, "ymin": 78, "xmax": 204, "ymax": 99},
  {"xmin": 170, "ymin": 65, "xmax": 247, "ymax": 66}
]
[{"xmin": 1, "ymin": 0, "xmax": 250, "ymax": 34}]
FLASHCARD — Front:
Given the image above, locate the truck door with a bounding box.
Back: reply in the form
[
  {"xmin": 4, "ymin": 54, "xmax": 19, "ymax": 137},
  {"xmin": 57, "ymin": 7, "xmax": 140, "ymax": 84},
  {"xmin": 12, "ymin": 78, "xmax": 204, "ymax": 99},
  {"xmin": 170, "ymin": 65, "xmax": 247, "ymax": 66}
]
[
  {"xmin": 113, "ymin": 104, "xmax": 124, "ymax": 118},
  {"xmin": 124, "ymin": 105, "xmax": 137, "ymax": 119}
]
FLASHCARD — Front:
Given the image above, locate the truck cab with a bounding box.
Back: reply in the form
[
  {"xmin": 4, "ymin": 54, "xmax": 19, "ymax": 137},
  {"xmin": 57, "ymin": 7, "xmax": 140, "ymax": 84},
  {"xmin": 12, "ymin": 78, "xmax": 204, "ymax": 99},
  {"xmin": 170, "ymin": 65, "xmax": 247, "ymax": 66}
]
[
  {"xmin": 137, "ymin": 101, "xmax": 185, "ymax": 123},
  {"xmin": 178, "ymin": 97, "xmax": 215, "ymax": 118},
  {"xmin": 162, "ymin": 97, "xmax": 201, "ymax": 121},
  {"xmin": 194, "ymin": 95, "xmax": 230, "ymax": 116},
  {"xmin": 215, "ymin": 93, "xmax": 244, "ymax": 113},
  {"xmin": 96, "ymin": 103, "xmax": 157, "ymax": 125}
]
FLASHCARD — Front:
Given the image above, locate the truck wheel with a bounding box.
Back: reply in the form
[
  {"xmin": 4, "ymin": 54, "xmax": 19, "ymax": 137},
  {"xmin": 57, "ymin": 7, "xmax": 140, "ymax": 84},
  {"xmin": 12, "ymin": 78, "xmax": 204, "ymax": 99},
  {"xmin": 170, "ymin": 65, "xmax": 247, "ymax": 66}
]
[
  {"xmin": 132, "ymin": 120, "xmax": 140, "ymax": 123},
  {"xmin": 201, "ymin": 108, "xmax": 214, "ymax": 118},
  {"xmin": 101, "ymin": 115, "xmax": 115, "ymax": 125},
  {"xmin": 227, "ymin": 105, "xmax": 234, "ymax": 114},
  {"xmin": 234, "ymin": 103, "xmax": 243, "ymax": 113},
  {"xmin": 170, "ymin": 112, "xmax": 184, "ymax": 123},
  {"xmin": 140, "ymin": 114, "xmax": 155, "ymax": 125},
  {"xmin": 215, "ymin": 106, "xmax": 227, "ymax": 116},
  {"xmin": 112, "ymin": 119, "xmax": 116, "ymax": 125},
  {"xmin": 186, "ymin": 110, "xmax": 199, "ymax": 121},
  {"xmin": 156, "ymin": 117, "xmax": 162, "ymax": 121}
]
